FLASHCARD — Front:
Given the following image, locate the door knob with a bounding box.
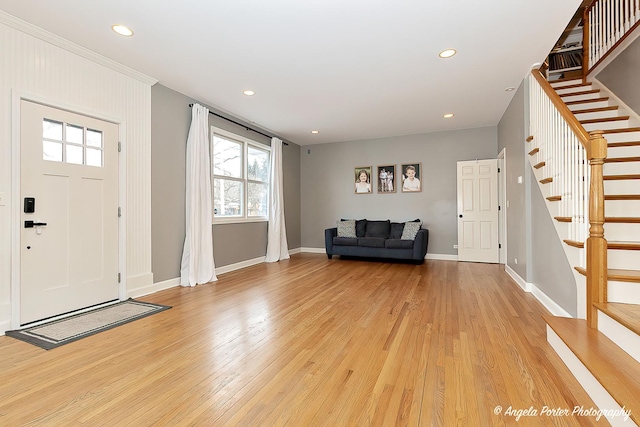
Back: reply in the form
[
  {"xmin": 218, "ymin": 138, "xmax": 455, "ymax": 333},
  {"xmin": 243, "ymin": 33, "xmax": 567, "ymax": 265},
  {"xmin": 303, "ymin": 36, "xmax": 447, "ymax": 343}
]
[{"xmin": 459, "ymin": 214, "xmax": 463, "ymax": 218}]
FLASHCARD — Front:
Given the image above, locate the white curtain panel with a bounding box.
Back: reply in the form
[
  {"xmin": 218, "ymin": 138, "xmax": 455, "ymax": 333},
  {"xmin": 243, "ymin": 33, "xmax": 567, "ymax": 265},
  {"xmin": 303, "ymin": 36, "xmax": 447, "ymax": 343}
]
[
  {"xmin": 180, "ymin": 104, "xmax": 217, "ymax": 286},
  {"xmin": 265, "ymin": 137, "xmax": 290, "ymax": 262}
]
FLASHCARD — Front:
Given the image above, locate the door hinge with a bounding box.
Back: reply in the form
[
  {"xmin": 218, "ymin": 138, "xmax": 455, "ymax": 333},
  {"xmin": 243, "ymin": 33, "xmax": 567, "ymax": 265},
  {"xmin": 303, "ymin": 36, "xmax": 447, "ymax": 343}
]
[
  {"xmin": 118, "ymin": 141, "xmax": 122, "ymax": 152},
  {"xmin": 118, "ymin": 273, "xmax": 121, "ymax": 283},
  {"xmin": 498, "ymin": 167, "xmax": 501, "ymax": 173},
  {"xmin": 498, "ymin": 205, "xmax": 501, "ymax": 211},
  {"xmin": 118, "ymin": 207, "xmax": 122, "ymax": 217},
  {"xmin": 499, "ymin": 243, "xmax": 502, "ymax": 249}
]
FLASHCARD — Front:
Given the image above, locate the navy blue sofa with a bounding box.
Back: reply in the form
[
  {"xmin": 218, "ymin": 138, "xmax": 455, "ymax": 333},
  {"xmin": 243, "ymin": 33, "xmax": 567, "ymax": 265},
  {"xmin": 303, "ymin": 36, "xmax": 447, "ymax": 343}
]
[{"xmin": 324, "ymin": 219, "xmax": 428, "ymax": 263}]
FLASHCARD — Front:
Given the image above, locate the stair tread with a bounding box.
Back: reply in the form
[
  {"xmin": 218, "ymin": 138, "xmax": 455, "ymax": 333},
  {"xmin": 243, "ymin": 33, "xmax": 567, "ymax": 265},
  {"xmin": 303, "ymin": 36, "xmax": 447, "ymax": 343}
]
[
  {"xmin": 528, "ymin": 147, "xmax": 539, "ymax": 156},
  {"xmin": 602, "ymin": 127, "xmax": 640, "ymax": 134},
  {"xmin": 573, "ymin": 106, "xmax": 619, "ymax": 114},
  {"xmin": 564, "ymin": 240, "xmax": 640, "ymax": 249},
  {"xmin": 605, "ymin": 194, "xmax": 640, "ymax": 200},
  {"xmin": 553, "ymin": 82, "xmax": 593, "ymax": 91},
  {"xmin": 608, "ymin": 141, "xmax": 640, "ymax": 148},
  {"xmin": 580, "ymin": 116, "xmax": 629, "ymax": 124},
  {"xmin": 604, "ymin": 174, "xmax": 640, "ymax": 180},
  {"xmin": 555, "ymin": 216, "xmax": 571, "ymax": 222},
  {"xmin": 544, "ymin": 315, "xmax": 640, "ymax": 424},
  {"xmin": 547, "ymin": 195, "xmax": 562, "ymax": 201},
  {"xmin": 563, "ymin": 239, "xmax": 584, "ymax": 248},
  {"xmin": 605, "ymin": 156, "xmax": 640, "ymax": 163},
  {"xmin": 575, "ymin": 266, "xmax": 640, "ymax": 282},
  {"xmin": 559, "ymin": 89, "xmax": 600, "ymax": 97},
  {"xmin": 565, "ymin": 97, "xmax": 609, "ymax": 105},
  {"xmin": 594, "ymin": 302, "xmax": 640, "ymax": 336},
  {"xmin": 534, "ymin": 161, "xmax": 546, "ymax": 169},
  {"xmin": 605, "ymin": 216, "xmax": 640, "ymax": 223}
]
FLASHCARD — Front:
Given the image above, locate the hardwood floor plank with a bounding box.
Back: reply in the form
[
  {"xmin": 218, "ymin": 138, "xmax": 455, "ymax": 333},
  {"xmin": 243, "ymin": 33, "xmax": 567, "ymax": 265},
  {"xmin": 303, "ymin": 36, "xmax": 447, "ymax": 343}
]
[{"xmin": 0, "ymin": 255, "xmax": 603, "ymax": 426}]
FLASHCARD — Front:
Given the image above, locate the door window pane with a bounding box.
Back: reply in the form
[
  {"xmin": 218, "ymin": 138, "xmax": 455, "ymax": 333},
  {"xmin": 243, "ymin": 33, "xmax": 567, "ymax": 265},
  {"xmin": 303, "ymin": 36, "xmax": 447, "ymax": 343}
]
[
  {"xmin": 66, "ymin": 124, "xmax": 83, "ymax": 144},
  {"xmin": 87, "ymin": 129, "xmax": 102, "ymax": 148},
  {"xmin": 213, "ymin": 178, "xmax": 243, "ymax": 217},
  {"xmin": 86, "ymin": 148, "xmax": 103, "ymax": 167},
  {"xmin": 66, "ymin": 145, "xmax": 83, "ymax": 165},
  {"xmin": 43, "ymin": 141, "xmax": 63, "ymax": 162},
  {"xmin": 248, "ymin": 146, "xmax": 269, "ymax": 182},
  {"xmin": 213, "ymin": 136, "xmax": 242, "ymax": 178},
  {"xmin": 248, "ymin": 182, "xmax": 268, "ymax": 217},
  {"xmin": 43, "ymin": 119, "xmax": 63, "ymax": 140}
]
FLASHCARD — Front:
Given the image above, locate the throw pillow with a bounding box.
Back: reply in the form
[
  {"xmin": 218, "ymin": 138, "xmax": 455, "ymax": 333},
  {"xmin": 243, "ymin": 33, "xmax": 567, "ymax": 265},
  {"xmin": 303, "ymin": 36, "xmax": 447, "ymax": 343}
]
[
  {"xmin": 390, "ymin": 222, "xmax": 405, "ymax": 239},
  {"xmin": 337, "ymin": 219, "xmax": 357, "ymax": 238},
  {"xmin": 340, "ymin": 219, "xmax": 367, "ymax": 237},
  {"xmin": 401, "ymin": 221, "xmax": 422, "ymax": 240},
  {"xmin": 365, "ymin": 220, "xmax": 391, "ymax": 239}
]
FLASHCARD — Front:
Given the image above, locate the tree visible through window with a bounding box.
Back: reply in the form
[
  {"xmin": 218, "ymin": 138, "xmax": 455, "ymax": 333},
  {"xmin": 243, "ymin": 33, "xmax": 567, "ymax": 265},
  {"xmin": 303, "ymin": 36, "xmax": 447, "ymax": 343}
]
[{"xmin": 211, "ymin": 127, "xmax": 270, "ymax": 221}]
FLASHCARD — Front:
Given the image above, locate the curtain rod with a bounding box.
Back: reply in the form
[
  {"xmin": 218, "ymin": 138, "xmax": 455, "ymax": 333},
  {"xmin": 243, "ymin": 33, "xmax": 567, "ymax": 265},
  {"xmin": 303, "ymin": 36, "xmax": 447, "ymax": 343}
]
[{"xmin": 188, "ymin": 104, "xmax": 288, "ymax": 146}]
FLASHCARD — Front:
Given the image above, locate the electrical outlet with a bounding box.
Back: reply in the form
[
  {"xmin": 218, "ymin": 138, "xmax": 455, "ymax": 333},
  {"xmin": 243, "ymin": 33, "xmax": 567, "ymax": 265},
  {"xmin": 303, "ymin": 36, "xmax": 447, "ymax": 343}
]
[
  {"xmin": 514, "ymin": 258, "xmax": 518, "ymax": 264},
  {"xmin": 453, "ymin": 244, "xmax": 458, "ymax": 249}
]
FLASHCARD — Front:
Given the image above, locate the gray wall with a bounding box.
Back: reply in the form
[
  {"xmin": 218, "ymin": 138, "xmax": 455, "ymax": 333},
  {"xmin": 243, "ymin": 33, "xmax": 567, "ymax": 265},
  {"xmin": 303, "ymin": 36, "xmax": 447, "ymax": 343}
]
[
  {"xmin": 596, "ymin": 35, "xmax": 640, "ymax": 112},
  {"xmin": 151, "ymin": 84, "xmax": 301, "ymax": 282},
  {"xmin": 300, "ymin": 128, "xmax": 498, "ymax": 254},
  {"xmin": 497, "ymin": 78, "xmax": 577, "ymax": 316}
]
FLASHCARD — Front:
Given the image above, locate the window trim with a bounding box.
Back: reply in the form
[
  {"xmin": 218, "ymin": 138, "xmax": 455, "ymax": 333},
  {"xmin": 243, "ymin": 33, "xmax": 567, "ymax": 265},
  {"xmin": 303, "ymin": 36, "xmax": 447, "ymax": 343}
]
[{"xmin": 211, "ymin": 126, "xmax": 271, "ymax": 224}]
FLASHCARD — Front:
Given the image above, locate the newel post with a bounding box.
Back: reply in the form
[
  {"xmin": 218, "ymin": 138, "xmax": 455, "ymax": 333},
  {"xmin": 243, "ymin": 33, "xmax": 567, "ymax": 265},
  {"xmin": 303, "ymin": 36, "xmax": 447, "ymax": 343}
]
[{"xmin": 586, "ymin": 130, "xmax": 607, "ymax": 329}]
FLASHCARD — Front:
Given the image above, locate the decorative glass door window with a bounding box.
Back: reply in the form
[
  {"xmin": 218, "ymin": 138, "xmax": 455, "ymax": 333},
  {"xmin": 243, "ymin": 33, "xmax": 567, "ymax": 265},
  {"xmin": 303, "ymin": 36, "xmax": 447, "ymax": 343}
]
[{"xmin": 42, "ymin": 119, "xmax": 104, "ymax": 167}]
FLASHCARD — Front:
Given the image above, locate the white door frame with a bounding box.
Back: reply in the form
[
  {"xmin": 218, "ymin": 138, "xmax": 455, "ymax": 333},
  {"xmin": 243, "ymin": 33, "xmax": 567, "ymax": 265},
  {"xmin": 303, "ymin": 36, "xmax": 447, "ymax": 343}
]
[
  {"xmin": 497, "ymin": 148, "xmax": 507, "ymax": 265},
  {"xmin": 10, "ymin": 91, "xmax": 127, "ymax": 329}
]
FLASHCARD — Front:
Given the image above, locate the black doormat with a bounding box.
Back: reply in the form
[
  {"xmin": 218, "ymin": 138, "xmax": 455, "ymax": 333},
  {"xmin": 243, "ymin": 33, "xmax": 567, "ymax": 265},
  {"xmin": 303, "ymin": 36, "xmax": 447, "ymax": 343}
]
[{"xmin": 6, "ymin": 299, "xmax": 171, "ymax": 350}]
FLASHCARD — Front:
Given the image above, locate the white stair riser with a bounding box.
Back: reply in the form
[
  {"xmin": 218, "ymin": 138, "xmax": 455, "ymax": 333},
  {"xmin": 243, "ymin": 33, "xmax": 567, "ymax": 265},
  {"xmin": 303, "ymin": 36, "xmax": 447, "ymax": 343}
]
[
  {"xmin": 562, "ymin": 93, "xmax": 603, "ymax": 103},
  {"xmin": 604, "ymin": 162, "xmax": 640, "ymax": 175},
  {"xmin": 556, "ymin": 85, "xmax": 593, "ymax": 95},
  {"xmin": 607, "ymin": 250, "xmax": 640, "ymax": 270},
  {"xmin": 551, "ymin": 79, "xmax": 583, "ymax": 88},
  {"xmin": 583, "ymin": 120, "xmax": 631, "ymax": 131},
  {"xmin": 607, "ymin": 145, "xmax": 640, "ymax": 157},
  {"xmin": 605, "ymin": 200, "xmax": 640, "ymax": 216},
  {"xmin": 574, "ymin": 110, "xmax": 621, "ymax": 120},
  {"xmin": 604, "ymin": 180, "xmax": 640, "ymax": 194},
  {"xmin": 608, "ymin": 279, "xmax": 640, "ymax": 304},
  {"xmin": 602, "ymin": 131, "xmax": 640, "ymax": 142},
  {"xmin": 567, "ymin": 100, "xmax": 611, "ymax": 111},
  {"xmin": 604, "ymin": 222, "xmax": 640, "ymax": 241},
  {"xmin": 597, "ymin": 310, "xmax": 640, "ymax": 363}
]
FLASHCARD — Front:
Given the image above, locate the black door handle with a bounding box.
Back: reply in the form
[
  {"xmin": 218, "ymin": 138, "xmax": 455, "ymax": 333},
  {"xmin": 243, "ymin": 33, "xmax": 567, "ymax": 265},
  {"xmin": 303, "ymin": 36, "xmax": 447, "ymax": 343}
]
[{"xmin": 24, "ymin": 221, "xmax": 47, "ymax": 228}]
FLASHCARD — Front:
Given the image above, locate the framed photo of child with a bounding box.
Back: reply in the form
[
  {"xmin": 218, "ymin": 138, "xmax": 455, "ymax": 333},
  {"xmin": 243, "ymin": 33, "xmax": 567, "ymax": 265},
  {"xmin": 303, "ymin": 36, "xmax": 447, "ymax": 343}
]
[
  {"xmin": 377, "ymin": 165, "xmax": 396, "ymax": 193},
  {"xmin": 354, "ymin": 166, "xmax": 372, "ymax": 194},
  {"xmin": 401, "ymin": 163, "xmax": 422, "ymax": 192}
]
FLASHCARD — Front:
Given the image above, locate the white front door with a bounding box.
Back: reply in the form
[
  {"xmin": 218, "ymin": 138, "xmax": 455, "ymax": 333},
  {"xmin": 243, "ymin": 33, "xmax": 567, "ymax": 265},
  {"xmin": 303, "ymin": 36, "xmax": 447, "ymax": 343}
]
[
  {"xmin": 457, "ymin": 159, "xmax": 499, "ymax": 263},
  {"xmin": 20, "ymin": 100, "xmax": 119, "ymax": 324}
]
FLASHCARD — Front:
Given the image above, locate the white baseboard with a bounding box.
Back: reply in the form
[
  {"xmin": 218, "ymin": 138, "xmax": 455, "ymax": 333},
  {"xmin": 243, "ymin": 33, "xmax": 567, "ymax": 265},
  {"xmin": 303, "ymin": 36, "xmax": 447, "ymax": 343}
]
[
  {"xmin": 300, "ymin": 247, "xmax": 326, "ymax": 254},
  {"xmin": 215, "ymin": 256, "xmax": 265, "ymax": 275},
  {"xmin": 289, "ymin": 247, "xmax": 302, "ymax": 255},
  {"xmin": 505, "ymin": 265, "xmax": 572, "ymax": 318},
  {"xmin": 547, "ymin": 326, "xmax": 635, "ymax": 426},
  {"xmin": 128, "ymin": 277, "xmax": 180, "ymax": 299},
  {"xmin": 425, "ymin": 253, "xmax": 458, "ymax": 261},
  {"xmin": 598, "ymin": 310, "xmax": 640, "ymax": 364}
]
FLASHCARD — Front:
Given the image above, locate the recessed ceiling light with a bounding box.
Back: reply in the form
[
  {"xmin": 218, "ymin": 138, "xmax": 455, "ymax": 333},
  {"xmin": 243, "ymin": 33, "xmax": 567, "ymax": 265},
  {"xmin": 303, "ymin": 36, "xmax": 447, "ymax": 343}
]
[
  {"xmin": 438, "ymin": 49, "xmax": 457, "ymax": 58},
  {"xmin": 111, "ymin": 24, "xmax": 133, "ymax": 37},
  {"xmin": 311, "ymin": 130, "xmax": 319, "ymax": 134},
  {"xmin": 444, "ymin": 113, "xmax": 454, "ymax": 118},
  {"xmin": 243, "ymin": 90, "xmax": 255, "ymax": 96},
  {"xmin": 505, "ymin": 87, "xmax": 515, "ymax": 92}
]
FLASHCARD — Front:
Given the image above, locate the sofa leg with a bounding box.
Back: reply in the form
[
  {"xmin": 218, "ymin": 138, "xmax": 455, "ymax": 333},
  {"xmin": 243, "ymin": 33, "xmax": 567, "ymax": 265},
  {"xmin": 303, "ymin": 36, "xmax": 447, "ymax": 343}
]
[{"xmin": 327, "ymin": 254, "xmax": 333, "ymax": 259}]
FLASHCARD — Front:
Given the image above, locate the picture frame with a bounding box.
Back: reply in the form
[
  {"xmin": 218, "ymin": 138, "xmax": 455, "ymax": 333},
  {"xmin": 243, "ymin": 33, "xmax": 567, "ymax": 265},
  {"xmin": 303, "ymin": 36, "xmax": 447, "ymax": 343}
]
[
  {"xmin": 354, "ymin": 166, "xmax": 372, "ymax": 194},
  {"xmin": 401, "ymin": 163, "xmax": 422, "ymax": 193},
  {"xmin": 377, "ymin": 165, "xmax": 396, "ymax": 193}
]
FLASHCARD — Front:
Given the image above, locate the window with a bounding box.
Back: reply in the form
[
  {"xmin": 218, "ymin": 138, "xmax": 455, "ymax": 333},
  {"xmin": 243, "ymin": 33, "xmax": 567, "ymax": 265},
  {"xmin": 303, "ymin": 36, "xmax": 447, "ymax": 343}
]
[
  {"xmin": 42, "ymin": 118, "xmax": 104, "ymax": 167},
  {"xmin": 211, "ymin": 127, "xmax": 270, "ymax": 222}
]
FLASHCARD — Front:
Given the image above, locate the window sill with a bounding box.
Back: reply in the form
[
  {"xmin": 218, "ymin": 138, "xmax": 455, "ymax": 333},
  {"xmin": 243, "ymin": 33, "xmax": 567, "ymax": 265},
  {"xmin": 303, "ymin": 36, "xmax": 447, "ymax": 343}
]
[{"xmin": 212, "ymin": 217, "xmax": 268, "ymax": 225}]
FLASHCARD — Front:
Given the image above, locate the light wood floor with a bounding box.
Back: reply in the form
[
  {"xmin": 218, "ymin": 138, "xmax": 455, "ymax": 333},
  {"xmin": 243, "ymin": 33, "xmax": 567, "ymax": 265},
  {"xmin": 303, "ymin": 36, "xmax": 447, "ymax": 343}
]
[{"xmin": 0, "ymin": 255, "xmax": 601, "ymax": 426}]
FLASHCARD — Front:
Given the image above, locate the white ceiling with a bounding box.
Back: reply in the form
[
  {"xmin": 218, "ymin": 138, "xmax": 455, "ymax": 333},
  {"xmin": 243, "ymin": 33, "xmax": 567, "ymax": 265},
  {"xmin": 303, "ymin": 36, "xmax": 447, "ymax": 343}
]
[{"xmin": 0, "ymin": 0, "xmax": 581, "ymax": 145}]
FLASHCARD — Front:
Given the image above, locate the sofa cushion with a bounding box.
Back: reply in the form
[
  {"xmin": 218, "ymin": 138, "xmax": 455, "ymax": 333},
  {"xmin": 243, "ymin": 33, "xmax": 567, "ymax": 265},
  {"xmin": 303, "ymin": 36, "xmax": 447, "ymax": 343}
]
[
  {"xmin": 389, "ymin": 222, "xmax": 405, "ymax": 239},
  {"xmin": 357, "ymin": 237, "xmax": 386, "ymax": 248},
  {"xmin": 401, "ymin": 221, "xmax": 422, "ymax": 240},
  {"xmin": 385, "ymin": 239, "xmax": 414, "ymax": 249},
  {"xmin": 365, "ymin": 220, "xmax": 391, "ymax": 238},
  {"xmin": 333, "ymin": 236, "xmax": 358, "ymax": 246},
  {"xmin": 337, "ymin": 219, "xmax": 357, "ymax": 238},
  {"xmin": 341, "ymin": 219, "xmax": 367, "ymax": 237}
]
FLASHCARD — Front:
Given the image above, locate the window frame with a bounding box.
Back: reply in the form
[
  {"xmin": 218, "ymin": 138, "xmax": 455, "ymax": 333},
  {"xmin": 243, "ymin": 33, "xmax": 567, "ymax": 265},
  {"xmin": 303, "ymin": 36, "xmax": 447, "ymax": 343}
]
[{"xmin": 211, "ymin": 126, "xmax": 271, "ymax": 224}]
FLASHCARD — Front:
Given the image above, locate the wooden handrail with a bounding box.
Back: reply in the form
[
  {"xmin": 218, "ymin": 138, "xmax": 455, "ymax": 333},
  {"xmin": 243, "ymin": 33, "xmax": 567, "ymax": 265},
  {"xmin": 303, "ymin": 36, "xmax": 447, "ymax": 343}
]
[{"xmin": 530, "ymin": 69, "xmax": 590, "ymax": 146}]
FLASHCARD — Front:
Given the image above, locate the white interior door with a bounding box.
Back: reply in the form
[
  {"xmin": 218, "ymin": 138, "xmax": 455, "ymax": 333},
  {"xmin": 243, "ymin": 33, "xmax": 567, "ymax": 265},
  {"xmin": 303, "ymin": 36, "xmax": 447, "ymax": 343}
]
[
  {"xmin": 20, "ymin": 100, "xmax": 119, "ymax": 324},
  {"xmin": 457, "ymin": 159, "xmax": 499, "ymax": 263}
]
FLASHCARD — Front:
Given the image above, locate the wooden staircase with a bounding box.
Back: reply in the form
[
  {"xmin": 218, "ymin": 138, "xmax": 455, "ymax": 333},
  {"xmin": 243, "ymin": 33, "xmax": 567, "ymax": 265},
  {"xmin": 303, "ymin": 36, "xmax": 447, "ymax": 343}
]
[{"xmin": 531, "ymin": 77, "xmax": 640, "ymax": 425}]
